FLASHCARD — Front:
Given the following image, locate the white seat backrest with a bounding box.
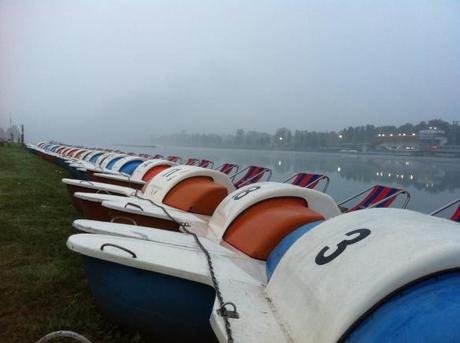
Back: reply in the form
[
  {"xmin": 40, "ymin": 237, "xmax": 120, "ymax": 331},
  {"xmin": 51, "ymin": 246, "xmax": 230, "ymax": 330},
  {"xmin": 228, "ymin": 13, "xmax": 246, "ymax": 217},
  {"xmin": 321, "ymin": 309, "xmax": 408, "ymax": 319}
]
[
  {"xmin": 142, "ymin": 165, "xmax": 235, "ymax": 203},
  {"xmin": 131, "ymin": 159, "xmax": 177, "ymax": 181},
  {"xmin": 207, "ymin": 182, "xmax": 341, "ymax": 241}
]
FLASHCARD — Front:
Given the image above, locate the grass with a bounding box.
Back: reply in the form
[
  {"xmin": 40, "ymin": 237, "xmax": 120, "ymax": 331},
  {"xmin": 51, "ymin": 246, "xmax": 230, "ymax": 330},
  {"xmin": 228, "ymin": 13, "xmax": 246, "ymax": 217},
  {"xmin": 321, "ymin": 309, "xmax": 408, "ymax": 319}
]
[{"xmin": 0, "ymin": 144, "xmax": 145, "ymax": 343}]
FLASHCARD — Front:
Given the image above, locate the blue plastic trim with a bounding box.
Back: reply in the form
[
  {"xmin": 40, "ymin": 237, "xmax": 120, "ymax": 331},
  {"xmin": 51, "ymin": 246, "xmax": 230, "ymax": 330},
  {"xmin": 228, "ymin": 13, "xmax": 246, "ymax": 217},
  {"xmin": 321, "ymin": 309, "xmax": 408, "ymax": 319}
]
[
  {"xmin": 266, "ymin": 220, "xmax": 323, "ymax": 279},
  {"xmin": 119, "ymin": 160, "xmax": 143, "ymax": 175},
  {"xmin": 106, "ymin": 156, "xmax": 124, "ymax": 170},
  {"xmin": 89, "ymin": 153, "xmax": 103, "ymax": 163},
  {"xmin": 82, "ymin": 256, "xmax": 217, "ymax": 342},
  {"xmin": 345, "ymin": 271, "xmax": 460, "ymax": 342}
]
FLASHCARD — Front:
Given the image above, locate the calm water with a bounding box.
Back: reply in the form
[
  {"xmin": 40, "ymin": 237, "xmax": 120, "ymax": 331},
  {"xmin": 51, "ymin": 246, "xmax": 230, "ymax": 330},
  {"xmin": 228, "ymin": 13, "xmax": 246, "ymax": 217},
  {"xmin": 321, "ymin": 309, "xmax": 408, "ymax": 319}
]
[{"xmin": 122, "ymin": 145, "xmax": 460, "ymax": 215}]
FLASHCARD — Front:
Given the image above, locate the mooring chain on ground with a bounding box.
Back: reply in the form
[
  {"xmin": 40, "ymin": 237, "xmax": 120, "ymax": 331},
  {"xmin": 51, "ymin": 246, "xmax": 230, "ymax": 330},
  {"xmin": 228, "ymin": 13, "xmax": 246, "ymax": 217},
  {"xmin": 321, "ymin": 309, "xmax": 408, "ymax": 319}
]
[
  {"xmin": 135, "ymin": 191, "xmax": 238, "ymax": 343},
  {"xmin": 35, "ymin": 330, "xmax": 93, "ymax": 343}
]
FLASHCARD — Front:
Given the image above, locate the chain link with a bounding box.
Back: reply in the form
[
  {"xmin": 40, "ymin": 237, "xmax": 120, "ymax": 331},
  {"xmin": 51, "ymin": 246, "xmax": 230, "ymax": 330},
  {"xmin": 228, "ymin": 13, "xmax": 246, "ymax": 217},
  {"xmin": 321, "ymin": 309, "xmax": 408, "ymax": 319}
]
[{"xmin": 135, "ymin": 191, "xmax": 236, "ymax": 343}]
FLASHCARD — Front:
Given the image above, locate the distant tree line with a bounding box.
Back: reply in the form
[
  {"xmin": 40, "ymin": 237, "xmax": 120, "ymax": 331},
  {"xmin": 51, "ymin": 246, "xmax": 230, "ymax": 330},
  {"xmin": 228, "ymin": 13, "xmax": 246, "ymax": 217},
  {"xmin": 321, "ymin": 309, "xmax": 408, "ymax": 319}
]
[{"xmin": 153, "ymin": 119, "xmax": 460, "ymax": 150}]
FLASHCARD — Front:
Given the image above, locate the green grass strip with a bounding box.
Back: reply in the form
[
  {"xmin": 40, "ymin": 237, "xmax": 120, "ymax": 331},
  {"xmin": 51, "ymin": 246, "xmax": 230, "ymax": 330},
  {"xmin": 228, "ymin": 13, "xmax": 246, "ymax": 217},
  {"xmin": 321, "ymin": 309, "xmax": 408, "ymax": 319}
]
[{"xmin": 0, "ymin": 145, "xmax": 144, "ymax": 343}]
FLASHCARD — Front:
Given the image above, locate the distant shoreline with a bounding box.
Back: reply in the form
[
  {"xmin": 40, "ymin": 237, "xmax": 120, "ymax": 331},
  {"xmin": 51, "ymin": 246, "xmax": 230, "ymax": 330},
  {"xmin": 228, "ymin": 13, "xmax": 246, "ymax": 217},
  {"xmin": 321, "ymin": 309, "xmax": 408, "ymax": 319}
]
[
  {"xmin": 114, "ymin": 144, "xmax": 158, "ymax": 148},
  {"xmin": 148, "ymin": 144, "xmax": 460, "ymax": 160}
]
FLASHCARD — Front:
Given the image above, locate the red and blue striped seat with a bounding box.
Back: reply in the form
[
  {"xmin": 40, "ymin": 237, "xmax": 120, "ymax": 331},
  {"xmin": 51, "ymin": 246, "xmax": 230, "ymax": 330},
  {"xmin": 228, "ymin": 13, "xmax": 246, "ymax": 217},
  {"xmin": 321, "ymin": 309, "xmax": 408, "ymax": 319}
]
[
  {"xmin": 184, "ymin": 158, "xmax": 199, "ymax": 166},
  {"xmin": 198, "ymin": 159, "xmax": 214, "ymax": 168},
  {"xmin": 232, "ymin": 165, "xmax": 272, "ymax": 188},
  {"xmin": 431, "ymin": 199, "xmax": 460, "ymax": 223},
  {"xmin": 216, "ymin": 163, "xmax": 239, "ymax": 176},
  {"xmin": 338, "ymin": 185, "xmax": 410, "ymax": 213},
  {"xmin": 283, "ymin": 172, "xmax": 330, "ymax": 192},
  {"xmin": 167, "ymin": 155, "xmax": 181, "ymax": 163}
]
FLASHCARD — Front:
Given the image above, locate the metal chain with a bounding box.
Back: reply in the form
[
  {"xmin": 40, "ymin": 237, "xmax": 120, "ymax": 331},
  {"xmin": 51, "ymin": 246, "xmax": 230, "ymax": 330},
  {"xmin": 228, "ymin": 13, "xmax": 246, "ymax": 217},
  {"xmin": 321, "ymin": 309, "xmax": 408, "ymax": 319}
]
[{"xmin": 134, "ymin": 192, "xmax": 236, "ymax": 343}]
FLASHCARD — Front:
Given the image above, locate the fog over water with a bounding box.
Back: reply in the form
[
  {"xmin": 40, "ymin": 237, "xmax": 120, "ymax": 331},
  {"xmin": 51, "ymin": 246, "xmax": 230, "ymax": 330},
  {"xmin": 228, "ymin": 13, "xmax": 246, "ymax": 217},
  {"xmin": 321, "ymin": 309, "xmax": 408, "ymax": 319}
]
[{"xmin": 1, "ymin": 0, "xmax": 459, "ymax": 145}]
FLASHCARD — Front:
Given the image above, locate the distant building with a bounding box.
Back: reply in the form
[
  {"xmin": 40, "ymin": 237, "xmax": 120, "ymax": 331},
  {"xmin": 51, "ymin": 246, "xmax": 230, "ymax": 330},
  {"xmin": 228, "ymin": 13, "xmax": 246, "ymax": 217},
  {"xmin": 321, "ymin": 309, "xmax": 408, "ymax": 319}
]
[
  {"xmin": 375, "ymin": 133, "xmax": 419, "ymax": 152},
  {"xmin": 418, "ymin": 128, "xmax": 447, "ymax": 148}
]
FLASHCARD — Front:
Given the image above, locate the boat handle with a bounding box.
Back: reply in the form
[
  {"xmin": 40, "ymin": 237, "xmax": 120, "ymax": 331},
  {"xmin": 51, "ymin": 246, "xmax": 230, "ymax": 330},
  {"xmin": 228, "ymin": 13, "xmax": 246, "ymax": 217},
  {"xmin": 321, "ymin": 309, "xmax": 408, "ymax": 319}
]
[
  {"xmin": 100, "ymin": 243, "xmax": 137, "ymax": 258},
  {"xmin": 124, "ymin": 202, "xmax": 144, "ymax": 211}
]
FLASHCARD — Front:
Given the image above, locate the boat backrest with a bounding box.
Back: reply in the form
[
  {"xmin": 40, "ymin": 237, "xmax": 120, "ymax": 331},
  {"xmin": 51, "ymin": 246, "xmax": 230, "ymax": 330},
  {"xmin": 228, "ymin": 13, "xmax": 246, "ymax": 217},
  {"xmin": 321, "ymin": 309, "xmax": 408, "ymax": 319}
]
[
  {"xmin": 352, "ymin": 185, "xmax": 399, "ymax": 210},
  {"xmin": 339, "ymin": 185, "xmax": 410, "ymax": 212},
  {"xmin": 216, "ymin": 163, "xmax": 239, "ymax": 175},
  {"xmin": 167, "ymin": 155, "xmax": 182, "ymax": 163},
  {"xmin": 222, "ymin": 197, "xmax": 324, "ymax": 259},
  {"xmin": 232, "ymin": 165, "xmax": 272, "ymax": 188},
  {"xmin": 163, "ymin": 176, "xmax": 229, "ymax": 215},
  {"xmin": 284, "ymin": 172, "xmax": 329, "ymax": 192},
  {"xmin": 184, "ymin": 158, "xmax": 199, "ymax": 166},
  {"xmin": 141, "ymin": 165, "xmax": 235, "ymax": 205},
  {"xmin": 452, "ymin": 205, "xmax": 460, "ymax": 222},
  {"xmin": 198, "ymin": 159, "xmax": 214, "ymax": 168},
  {"xmin": 105, "ymin": 155, "xmax": 125, "ymax": 170},
  {"xmin": 207, "ymin": 182, "xmax": 341, "ymax": 242},
  {"xmin": 130, "ymin": 160, "xmax": 176, "ymax": 182},
  {"xmin": 431, "ymin": 199, "xmax": 460, "ymax": 223},
  {"xmin": 119, "ymin": 159, "xmax": 145, "ymax": 175}
]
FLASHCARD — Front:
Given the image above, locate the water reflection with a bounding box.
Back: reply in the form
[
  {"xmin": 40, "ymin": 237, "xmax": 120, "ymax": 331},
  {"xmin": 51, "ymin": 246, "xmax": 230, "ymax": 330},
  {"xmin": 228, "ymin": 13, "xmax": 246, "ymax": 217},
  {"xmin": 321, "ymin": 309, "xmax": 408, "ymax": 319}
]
[{"xmin": 122, "ymin": 145, "xmax": 460, "ymax": 212}]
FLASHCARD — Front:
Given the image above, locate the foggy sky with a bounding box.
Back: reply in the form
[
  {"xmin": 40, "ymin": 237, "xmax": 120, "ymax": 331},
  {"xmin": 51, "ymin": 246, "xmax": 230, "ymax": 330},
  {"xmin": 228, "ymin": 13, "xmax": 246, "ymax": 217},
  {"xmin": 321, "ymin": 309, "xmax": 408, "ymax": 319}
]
[{"xmin": 1, "ymin": 0, "xmax": 459, "ymax": 145}]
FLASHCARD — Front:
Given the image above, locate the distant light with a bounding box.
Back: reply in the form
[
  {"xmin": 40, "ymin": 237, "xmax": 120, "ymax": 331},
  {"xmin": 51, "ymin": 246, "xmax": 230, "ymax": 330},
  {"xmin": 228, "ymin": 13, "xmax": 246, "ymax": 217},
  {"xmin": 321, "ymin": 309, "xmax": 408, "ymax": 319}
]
[
  {"xmin": 389, "ymin": 133, "xmax": 393, "ymax": 137},
  {"xmin": 401, "ymin": 175, "xmax": 404, "ymax": 179},
  {"xmin": 412, "ymin": 133, "xmax": 416, "ymax": 136},
  {"xmin": 338, "ymin": 134, "xmax": 343, "ymax": 139},
  {"xmin": 377, "ymin": 134, "xmax": 381, "ymax": 137},
  {"xmin": 376, "ymin": 172, "xmax": 379, "ymax": 176},
  {"xmin": 388, "ymin": 173, "xmax": 391, "ymax": 177},
  {"xmin": 402, "ymin": 133, "xmax": 406, "ymax": 136},
  {"xmin": 381, "ymin": 134, "xmax": 385, "ymax": 137},
  {"xmin": 398, "ymin": 133, "xmax": 402, "ymax": 136},
  {"xmin": 279, "ymin": 137, "xmax": 283, "ymax": 141},
  {"xmin": 278, "ymin": 160, "xmax": 282, "ymax": 166},
  {"xmin": 337, "ymin": 167, "xmax": 341, "ymax": 172},
  {"xmin": 410, "ymin": 175, "xmax": 414, "ymax": 180}
]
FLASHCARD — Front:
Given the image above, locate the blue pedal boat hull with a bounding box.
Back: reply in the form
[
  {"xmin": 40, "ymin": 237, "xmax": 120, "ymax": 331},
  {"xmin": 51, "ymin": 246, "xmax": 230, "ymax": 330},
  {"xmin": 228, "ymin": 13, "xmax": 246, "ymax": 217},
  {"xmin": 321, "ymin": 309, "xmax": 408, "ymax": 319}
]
[{"xmin": 82, "ymin": 256, "xmax": 218, "ymax": 342}]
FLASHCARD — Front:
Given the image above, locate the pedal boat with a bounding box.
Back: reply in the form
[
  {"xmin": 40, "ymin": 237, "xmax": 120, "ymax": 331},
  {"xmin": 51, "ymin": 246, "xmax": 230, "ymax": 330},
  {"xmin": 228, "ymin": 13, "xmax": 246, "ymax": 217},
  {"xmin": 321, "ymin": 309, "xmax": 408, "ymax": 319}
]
[
  {"xmin": 67, "ymin": 209, "xmax": 460, "ymax": 342},
  {"xmin": 70, "ymin": 165, "xmax": 236, "ymax": 223}
]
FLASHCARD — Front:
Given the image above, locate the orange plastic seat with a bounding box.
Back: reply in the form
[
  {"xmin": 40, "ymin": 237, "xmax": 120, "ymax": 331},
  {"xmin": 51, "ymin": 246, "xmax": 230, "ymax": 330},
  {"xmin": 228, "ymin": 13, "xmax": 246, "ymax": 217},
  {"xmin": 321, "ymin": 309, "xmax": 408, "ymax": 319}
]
[
  {"xmin": 224, "ymin": 197, "xmax": 324, "ymax": 260},
  {"xmin": 141, "ymin": 164, "xmax": 172, "ymax": 182},
  {"xmin": 163, "ymin": 176, "xmax": 228, "ymax": 215}
]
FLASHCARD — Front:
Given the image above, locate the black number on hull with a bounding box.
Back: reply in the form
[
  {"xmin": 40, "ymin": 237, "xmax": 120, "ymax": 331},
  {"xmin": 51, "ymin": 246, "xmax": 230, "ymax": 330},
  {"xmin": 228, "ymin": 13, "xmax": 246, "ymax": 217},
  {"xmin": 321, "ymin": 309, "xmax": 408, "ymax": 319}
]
[{"xmin": 315, "ymin": 228, "xmax": 371, "ymax": 265}]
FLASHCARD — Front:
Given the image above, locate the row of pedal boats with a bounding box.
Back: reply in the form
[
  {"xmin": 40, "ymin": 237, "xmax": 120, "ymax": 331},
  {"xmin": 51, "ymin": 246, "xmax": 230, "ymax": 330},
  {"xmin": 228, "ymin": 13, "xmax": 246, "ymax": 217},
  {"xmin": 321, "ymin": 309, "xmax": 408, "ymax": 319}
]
[{"xmin": 29, "ymin": 142, "xmax": 460, "ymax": 342}]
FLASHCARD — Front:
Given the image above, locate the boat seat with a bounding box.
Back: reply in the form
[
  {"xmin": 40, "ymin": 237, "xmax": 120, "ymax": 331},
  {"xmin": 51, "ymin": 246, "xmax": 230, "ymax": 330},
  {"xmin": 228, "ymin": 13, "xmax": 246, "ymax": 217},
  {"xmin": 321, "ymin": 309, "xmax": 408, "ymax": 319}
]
[
  {"xmin": 163, "ymin": 176, "xmax": 229, "ymax": 216},
  {"xmin": 223, "ymin": 197, "xmax": 324, "ymax": 260},
  {"xmin": 141, "ymin": 164, "xmax": 171, "ymax": 182}
]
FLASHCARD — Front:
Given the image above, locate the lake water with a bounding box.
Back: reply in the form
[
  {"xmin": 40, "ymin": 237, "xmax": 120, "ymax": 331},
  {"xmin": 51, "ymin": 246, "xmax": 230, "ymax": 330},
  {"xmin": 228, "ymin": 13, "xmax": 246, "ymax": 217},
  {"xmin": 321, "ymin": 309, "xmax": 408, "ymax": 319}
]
[{"xmin": 122, "ymin": 145, "xmax": 460, "ymax": 215}]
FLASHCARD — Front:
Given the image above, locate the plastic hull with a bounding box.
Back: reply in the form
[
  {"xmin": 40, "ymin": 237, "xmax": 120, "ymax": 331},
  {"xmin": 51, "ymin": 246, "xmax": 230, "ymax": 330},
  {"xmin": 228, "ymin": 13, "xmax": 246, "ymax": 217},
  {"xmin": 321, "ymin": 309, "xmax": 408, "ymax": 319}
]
[
  {"xmin": 107, "ymin": 208, "xmax": 180, "ymax": 230},
  {"xmin": 82, "ymin": 256, "xmax": 217, "ymax": 342}
]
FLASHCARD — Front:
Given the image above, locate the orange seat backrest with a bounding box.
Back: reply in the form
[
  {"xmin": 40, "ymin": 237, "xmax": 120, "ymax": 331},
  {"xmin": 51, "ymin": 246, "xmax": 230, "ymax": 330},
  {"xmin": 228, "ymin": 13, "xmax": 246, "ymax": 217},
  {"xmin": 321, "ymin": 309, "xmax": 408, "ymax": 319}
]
[
  {"xmin": 141, "ymin": 164, "xmax": 171, "ymax": 182},
  {"xmin": 163, "ymin": 176, "xmax": 228, "ymax": 215},
  {"xmin": 223, "ymin": 197, "xmax": 324, "ymax": 260}
]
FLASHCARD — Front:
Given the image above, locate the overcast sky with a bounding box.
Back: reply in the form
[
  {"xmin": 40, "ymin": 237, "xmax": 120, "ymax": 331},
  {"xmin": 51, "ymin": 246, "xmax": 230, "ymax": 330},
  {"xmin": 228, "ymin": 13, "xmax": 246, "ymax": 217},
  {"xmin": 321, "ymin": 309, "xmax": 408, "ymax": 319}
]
[{"xmin": 1, "ymin": 0, "xmax": 459, "ymax": 145}]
